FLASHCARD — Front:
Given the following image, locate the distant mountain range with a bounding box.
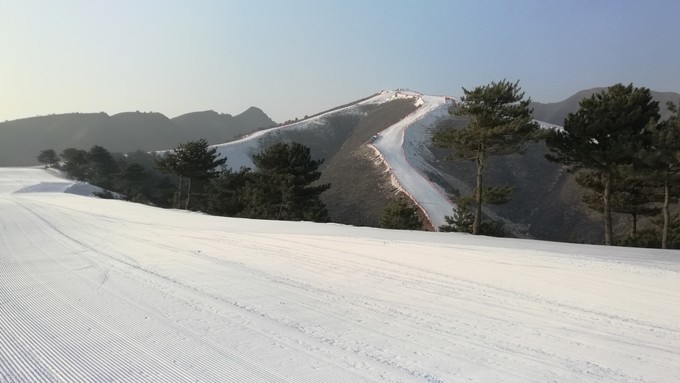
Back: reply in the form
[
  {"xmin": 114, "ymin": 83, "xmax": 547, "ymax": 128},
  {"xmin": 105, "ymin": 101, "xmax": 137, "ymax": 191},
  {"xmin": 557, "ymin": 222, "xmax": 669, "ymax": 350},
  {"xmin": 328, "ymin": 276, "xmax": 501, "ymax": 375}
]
[{"xmin": 0, "ymin": 107, "xmax": 275, "ymax": 166}]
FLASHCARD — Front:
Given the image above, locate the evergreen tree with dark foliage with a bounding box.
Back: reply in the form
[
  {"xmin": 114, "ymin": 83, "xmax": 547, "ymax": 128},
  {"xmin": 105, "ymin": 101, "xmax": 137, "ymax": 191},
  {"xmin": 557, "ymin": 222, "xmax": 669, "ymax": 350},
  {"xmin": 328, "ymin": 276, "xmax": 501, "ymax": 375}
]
[
  {"xmin": 545, "ymin": 84, "xmax": 660, "ymax": 245},
  {"xmin": 439, "ymin": 195, "xmax": 505, "ymax": 236},
  {"xmin": 433, "ymin": 80, "xmax": 538, "ymax": 235},
  {"xmin": 37, "ymin": 149, "xmax": 59, "ymax": 168},
  {"xmin": 156, "ymin": 139, "xmax": 227, "ymax": 209},
  {"xmin": 641, "ymin": 100, "xmax": 680, "ymax": 248},
  {"xmin": 87, "ymin": 145, "xmax": 119, "ymax": 189},
  {"xmin": 439, "ymin": 205, "xmax": 474, "ymax": 233},
  {"xmin": 576, "ymin": 168, "xmax": 660, "ymax": 239},
  {"xmin": 244, "ymin": 142, "xmax": 330, "ymax": 222},
  {"xmin": 60, "ymin": 148, "xmax": 89, "ymax": 180},
  {"xmin": 119, "ymin": 163, "xmax": 148, "ymax": 203},
  {"xmin": 39, "ymin": 147, "xmax": 175, "ymax": 206},
  {"xmin": 381, "ymin": 199, "xmax": 422, "ymax": 230},
  {"xmin": 621, "ymin": 213, "xmax": 680, "ymax": 249},
  {"xmin": 124, "ymin": 150, "xmax": 177, "ymax": 207},
  {"xmin": 207, "ymin": 167, "xmax": 252, "ymax": 217}
]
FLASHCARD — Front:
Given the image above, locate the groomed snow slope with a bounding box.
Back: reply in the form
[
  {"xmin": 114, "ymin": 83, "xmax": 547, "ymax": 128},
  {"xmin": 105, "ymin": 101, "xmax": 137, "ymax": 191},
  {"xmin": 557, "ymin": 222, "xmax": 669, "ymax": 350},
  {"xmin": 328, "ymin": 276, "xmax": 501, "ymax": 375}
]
[
  {"xmin": 1, "ymin": 168, "xmax": 679, "ymax": 382},
  {"xmin": 370, "ymin": 93, "xmax": 453, "ymax": 228}
]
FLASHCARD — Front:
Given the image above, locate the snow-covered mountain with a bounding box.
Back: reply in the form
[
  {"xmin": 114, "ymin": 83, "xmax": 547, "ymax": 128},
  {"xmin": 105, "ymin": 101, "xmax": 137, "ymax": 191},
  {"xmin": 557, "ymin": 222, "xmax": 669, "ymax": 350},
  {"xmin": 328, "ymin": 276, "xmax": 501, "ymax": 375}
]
[
  {"xmin": 206, "ymin": 90, "xmax": 596, "ymax": 241},
  {"xmin": 1, "ymin": 167, "xmax": 678, "ymax": 382},
  {"xmin": 211, "ymin": 90, "xmax": 456, "ymax": 229}
]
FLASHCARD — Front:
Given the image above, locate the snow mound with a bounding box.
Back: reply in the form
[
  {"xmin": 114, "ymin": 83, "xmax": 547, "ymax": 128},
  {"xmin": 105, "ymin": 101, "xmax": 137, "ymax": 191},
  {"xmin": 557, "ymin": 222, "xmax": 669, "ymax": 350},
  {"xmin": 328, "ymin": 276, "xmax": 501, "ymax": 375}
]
[
  {"xmin": 13, "ymin": 181, "xmax": 76, "ymax": 194},
  {"xmin": 64, "ymin": 182, "xmax": 107, "ymax": 197},
  {"xmin": 7, "ymin": 171, "xmax": 107, "ymax": 197}
]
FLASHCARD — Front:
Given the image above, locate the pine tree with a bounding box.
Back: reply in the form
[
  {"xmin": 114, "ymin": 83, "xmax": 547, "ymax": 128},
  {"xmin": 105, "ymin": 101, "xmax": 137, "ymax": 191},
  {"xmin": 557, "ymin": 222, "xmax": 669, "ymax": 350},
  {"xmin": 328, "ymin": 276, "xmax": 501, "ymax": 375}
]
[
  {"xmin": 37, "ymin": 149, "xmax": 59, "ymax": 168},
  {"xmin": 439, "ymin": 194, "xmax": 506, "ymax": 236},
  {"xmin": 433, "ymin": 80, "xmax": 538, "ymax": 235},
  {"xmin": 60, "ymin": 148, "xmax": 89, "ymax": 180},
  {"xmin": 439, "ymin": 195, "xmax": 474, "ymax": 233},
  {"xmin": 119, "ymin": 163, "xmax": 147, "ymax": 202},
  {"xmin": 381, "ymin": 199, "xmax": 423, "ymax": 230},
  {"xmin": 156, "ymin": 139, "xmax": 227, "ymax": 209},
  {"xmin": 87, "ymin": 145, "xmax": 119, "ymax": 189},
  {"xmin": 207, "ymin": 167, "xmax": 252, "ymax": 217},
  {"xmin": 545, "ymin": 84, "xmax": 660, "ymax": 245},
  {"xmin": 576, "ymin": 168, "xmax": 660, "ymax": 239},
  {"xmin": 642, "ymin": 100, "xmax": 680, "ymax": 248},
  {"xmin": 246, "ymin": 142, "xmax": 330, "ymax": 222}
]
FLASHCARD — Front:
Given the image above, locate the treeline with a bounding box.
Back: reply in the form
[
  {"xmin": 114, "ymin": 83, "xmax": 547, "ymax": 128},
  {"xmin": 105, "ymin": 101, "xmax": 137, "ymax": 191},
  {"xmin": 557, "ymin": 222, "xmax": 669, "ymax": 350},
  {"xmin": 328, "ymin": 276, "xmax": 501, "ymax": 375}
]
[
  {"xmin": 38, "ymin": 146, "xmax": 175, "ymax": 205},
  {"xmin": 433, "ymin": 80, "xmax": 680, "ymax": 249},
  {"xmin": 38, "ymin": 140, "xmax": 330, "ymax": 222}
]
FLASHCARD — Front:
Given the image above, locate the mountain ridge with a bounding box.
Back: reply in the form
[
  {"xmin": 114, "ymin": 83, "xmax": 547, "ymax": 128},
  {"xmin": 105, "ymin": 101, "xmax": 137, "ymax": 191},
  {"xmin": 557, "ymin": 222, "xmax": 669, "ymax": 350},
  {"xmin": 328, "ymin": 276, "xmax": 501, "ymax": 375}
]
[{"xmin": 0, "ymin": 107, "xmax": 276, "ymax": 166}]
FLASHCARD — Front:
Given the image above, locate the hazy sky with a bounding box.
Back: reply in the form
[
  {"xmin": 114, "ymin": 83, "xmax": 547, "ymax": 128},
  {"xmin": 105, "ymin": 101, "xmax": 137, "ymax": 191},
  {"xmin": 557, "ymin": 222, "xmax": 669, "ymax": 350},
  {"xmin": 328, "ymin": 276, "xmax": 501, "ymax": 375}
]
[{"xmin": 2, "ymin": 0, "xmax": 678, "ymax": 123}]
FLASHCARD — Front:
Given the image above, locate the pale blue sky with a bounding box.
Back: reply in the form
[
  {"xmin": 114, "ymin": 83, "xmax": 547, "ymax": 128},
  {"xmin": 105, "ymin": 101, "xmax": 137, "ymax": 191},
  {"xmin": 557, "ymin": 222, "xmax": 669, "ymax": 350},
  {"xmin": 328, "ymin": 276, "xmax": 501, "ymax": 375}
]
[{"xmin": 1, "ymin": 0, "xmax": 678, "ymax": 123}]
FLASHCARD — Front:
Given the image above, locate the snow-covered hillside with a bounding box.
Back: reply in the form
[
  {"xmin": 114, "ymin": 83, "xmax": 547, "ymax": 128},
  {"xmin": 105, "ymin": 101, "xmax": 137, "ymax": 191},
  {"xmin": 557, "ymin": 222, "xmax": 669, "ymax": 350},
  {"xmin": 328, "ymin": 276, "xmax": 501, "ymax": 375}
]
[
  {"xmin": 1, "ymin": 167, "xmax": 678, "ymax": 382},
  {"xmin": 207, "ymin": 90, "xmax": 562, "ymax": 230},
  {"xmin": 211, "ymin": 90, "xmax": 457, "ymax": 229},
  {"xmin": 370, "ymin": 93, "xmax": 453, "ymax": 228}
]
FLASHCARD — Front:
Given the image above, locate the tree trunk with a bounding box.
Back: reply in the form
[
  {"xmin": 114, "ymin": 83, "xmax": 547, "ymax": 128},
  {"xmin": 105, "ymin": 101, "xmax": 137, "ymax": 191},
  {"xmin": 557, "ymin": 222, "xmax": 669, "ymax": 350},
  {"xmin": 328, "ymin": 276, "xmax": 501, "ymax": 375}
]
[
  {"xmin": 662, "ymin": 175, "xmax": 670, "ymax": 249},
  {"xmin": 631, "ymin": 213, "xmax": 637, "ymax": 239},
  {"xmin": 184, "ymin": 177, "xmax": 192, "ymax": 210},
  {"xmin": 473, "ymin": 155, "xmax": 484, "ymax": 235},
  {"xmin": 176, "ymin": 175, "xmax": 183, "ymax": 209},
  {"xmin": 603, "ymin": 172, "xmax": 613, "ymax": 246}
]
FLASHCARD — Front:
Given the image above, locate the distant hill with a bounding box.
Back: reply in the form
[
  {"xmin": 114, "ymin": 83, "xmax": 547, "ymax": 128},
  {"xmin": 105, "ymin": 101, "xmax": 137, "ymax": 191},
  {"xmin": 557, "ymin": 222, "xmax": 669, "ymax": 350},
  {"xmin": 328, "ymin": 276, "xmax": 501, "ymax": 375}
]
[
  {"xmin": 532, "ymin": 88, "xmax": 680, "ymax": 125},
  {"xmin": 171, "ymin": 106, "xmax": 275, "ymax": 143},
  {"xmin": 212, "ymin": 92, "xmax": 420, "ymax": 228},
  {"xmin": 0, "ymin": 108, "xmax": 275, "ymax": 166}
]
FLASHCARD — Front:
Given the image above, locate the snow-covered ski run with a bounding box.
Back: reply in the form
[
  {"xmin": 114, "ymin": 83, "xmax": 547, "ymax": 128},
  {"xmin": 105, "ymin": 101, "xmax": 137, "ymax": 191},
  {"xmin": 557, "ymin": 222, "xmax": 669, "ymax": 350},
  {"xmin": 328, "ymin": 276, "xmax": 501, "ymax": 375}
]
[{"xmin": 1, "ymin": 167, "xmax": 679, "ymax": 382}]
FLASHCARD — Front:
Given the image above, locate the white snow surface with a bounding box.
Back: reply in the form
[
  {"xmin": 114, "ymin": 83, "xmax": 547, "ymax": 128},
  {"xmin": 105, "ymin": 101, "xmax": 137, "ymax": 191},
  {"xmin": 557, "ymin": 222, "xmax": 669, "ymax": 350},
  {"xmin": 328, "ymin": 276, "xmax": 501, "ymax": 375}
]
[
  {"xmin": 2, "ymin": 167, "xmax": 105, "ymax": 196},
  {"xmin": 1, "ymin": 167, "xmax": 679, "ymax": 382}
]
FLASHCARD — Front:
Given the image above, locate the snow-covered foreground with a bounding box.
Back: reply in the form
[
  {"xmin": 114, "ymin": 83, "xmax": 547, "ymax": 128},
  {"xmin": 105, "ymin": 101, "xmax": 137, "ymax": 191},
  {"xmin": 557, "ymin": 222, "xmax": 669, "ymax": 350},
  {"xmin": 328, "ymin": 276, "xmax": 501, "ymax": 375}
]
[{"xmin": 1, "ymin": 168, "xmax": 679, "ymax": 382}]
